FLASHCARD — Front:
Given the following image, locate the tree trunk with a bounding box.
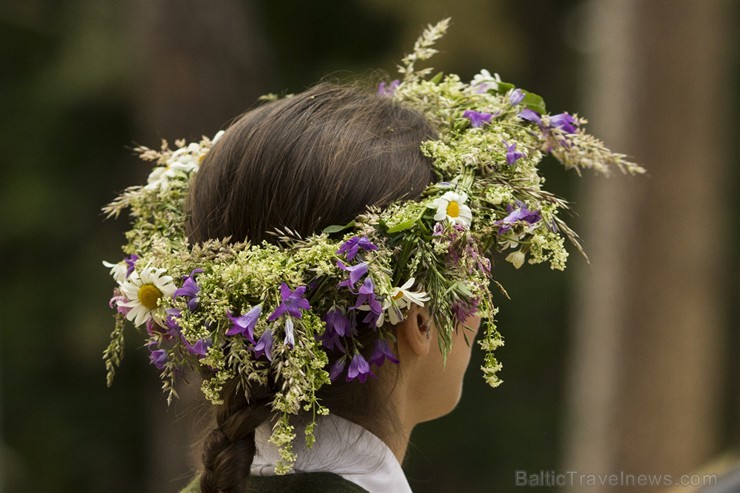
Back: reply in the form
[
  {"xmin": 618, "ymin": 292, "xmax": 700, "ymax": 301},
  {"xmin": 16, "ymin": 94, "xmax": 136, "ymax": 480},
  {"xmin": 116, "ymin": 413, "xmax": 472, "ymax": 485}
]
[{"xmin": 564, "ymin": 1, "xmax": 732, "ymax": 491}]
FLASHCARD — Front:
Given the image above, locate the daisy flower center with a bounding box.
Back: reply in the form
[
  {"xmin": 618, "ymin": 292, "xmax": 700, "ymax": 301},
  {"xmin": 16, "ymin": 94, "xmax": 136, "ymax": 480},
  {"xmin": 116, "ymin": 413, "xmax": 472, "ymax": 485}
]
[
  {"xmin": 446, "ymin": 201, "xmax": 460, "ymax": 218},
  {"xmin": 392, "ymin": 290, "xmax": 404, "ymax": 301},
  {"xmin": 138, "ymin": 283, "xmax": 163, "ymax": 310}
]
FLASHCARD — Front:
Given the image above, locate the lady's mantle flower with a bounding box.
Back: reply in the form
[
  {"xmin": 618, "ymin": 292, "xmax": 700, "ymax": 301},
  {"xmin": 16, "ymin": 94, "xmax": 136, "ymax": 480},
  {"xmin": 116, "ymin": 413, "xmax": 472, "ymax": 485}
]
[
  {"xmin": 174, "ymin": 268, "xmax": 203, "ymax": 311},
  {"xmin": 431, "ymin": 191, "xmax": 473, "ymax": 227},
  {"xmin": 463, "ymin": 110, "xmax": 493, "ymax": 128},
  {"xmin": 386, "ymin": 278, "xmax": 430, "ymax": 325},
  {"xmin": 337, "ymin": 236, "xmax": 377, "ymax": 261},
  {"xmin": 346, "ymin": 352, "xmax": 375, "ymax": 383},
  {"xmin": 226, "ymin": 304, "xmax": 262, "ymax": 344},
  {"xmin": 119, "ymin": 265, "xmax": 177, "ymax": 327}
]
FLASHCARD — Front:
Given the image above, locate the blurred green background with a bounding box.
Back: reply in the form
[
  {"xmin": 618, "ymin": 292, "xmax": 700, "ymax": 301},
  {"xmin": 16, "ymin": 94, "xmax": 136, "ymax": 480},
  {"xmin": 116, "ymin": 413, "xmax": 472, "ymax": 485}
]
[{"xmin": 1, "ymin": 1, "xmax": 737, "ymax": 492}]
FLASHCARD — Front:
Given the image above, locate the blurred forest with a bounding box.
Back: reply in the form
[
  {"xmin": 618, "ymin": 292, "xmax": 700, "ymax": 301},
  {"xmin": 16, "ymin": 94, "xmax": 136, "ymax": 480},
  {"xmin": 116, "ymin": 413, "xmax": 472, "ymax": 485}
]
[{"xmin": 0, "ymin": 1, "xmax": 737, "ymax": 492}]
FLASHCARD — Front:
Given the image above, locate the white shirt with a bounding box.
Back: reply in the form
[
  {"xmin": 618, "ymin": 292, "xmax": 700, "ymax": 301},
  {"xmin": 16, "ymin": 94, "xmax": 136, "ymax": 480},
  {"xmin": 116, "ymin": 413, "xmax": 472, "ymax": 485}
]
[{"xmin": 251, "ymin": 414, "xmax": 412, "ymax": 493}]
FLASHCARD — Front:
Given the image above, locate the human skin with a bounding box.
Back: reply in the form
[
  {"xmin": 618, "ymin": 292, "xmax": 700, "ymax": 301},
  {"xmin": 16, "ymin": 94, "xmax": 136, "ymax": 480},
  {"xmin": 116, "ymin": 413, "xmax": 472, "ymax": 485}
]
[{"xmin": 379, "ymin": 304, "xmax": 481, "ymax": 462}]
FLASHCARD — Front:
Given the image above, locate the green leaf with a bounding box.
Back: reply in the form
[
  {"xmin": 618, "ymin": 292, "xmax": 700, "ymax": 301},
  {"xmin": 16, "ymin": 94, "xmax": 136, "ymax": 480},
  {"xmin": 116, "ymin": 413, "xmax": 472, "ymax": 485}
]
[
  {"xmin": 430, "ymin": 71, "xmax": 444, "ymax": 84},
  {"xmin": 386, "ymin": 218, "xmax": 416, "ymax": 234},
  {"xmin": 322, "ymin": 221, "xmax": 355, "ymax": 234},
  {"xmin": 496, "ymin": 81, "xmax": 515, "ymax": 94},
  {"xmin": 522, "ymin": 91, "xmax": 547, "ymax": 114}
]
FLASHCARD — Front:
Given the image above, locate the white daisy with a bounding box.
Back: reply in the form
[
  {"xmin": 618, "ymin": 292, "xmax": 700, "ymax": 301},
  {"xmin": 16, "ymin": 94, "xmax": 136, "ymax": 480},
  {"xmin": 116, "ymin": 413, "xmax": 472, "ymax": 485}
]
[
  {"xmin": 470, "ymin": 69, "xmax": 501, "ymax": 93},
  {"xmin": 430, "ymin": 191, "xmax": 473, "ymax": 227},
  {"xmin": 119, "ymin": 265, "xmax": 177, "ymax": 326},
  {"xmin": 102, "ymin": 260, "xmax": 127, "ymax": 285},
  {"xmin": 386, "ymin": 278, "xmax": 430, "ymax": 325}
]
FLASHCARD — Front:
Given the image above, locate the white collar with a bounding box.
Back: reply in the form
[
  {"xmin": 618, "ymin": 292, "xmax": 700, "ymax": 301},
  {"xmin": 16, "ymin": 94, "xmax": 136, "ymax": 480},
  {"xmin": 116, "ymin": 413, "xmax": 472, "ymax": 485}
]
[{"xmin": 251, "ymin": 414, "xmax": 412, "ymax": 493}]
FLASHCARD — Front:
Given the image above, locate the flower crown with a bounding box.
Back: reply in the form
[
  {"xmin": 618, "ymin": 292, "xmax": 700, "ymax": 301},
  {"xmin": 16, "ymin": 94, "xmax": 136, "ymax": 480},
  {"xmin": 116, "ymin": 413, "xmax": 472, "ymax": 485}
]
[{"xmin": 102, "ymin": 19, "xmax": 643, "ymax": 474}]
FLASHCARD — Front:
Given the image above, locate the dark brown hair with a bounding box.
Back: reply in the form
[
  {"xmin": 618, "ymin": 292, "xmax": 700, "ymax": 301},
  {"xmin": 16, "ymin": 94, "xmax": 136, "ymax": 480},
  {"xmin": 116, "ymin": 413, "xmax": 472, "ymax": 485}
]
[{"xmin": 187, "ymin": 83, "xmax": 435, "ymax": 492}]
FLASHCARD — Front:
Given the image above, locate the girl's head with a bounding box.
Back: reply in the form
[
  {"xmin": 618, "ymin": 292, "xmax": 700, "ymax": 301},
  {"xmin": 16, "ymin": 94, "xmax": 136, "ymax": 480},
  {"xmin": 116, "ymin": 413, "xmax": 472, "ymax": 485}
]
[
  {"xmin": 187, "ymin": 82, "xmax": 436, "ymax": 245},
  {"xmin": 187, "ymin": 83, "xmax": 462, "ymax": 492}
]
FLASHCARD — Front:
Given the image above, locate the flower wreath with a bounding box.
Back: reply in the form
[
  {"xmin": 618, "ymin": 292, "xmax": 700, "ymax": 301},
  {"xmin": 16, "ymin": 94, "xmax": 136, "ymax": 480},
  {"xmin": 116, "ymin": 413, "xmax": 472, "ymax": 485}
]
[{"xmin": 102, "ymin": 19, "xmax": 644, "ymax": 473}]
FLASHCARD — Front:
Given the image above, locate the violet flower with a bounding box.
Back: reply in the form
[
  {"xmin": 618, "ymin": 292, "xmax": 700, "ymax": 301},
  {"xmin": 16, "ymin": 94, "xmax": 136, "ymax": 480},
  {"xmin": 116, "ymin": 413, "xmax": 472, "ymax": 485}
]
[
  {"xmin": 174, "ymin": 268, "xmax": 203, "ymax": 311},
  {"xmin": 284, "ymin": 318, "xmax": 295, "ymax": 348},
  {"xmin": 346, "ymin": 352, "xmax": 375, "ymax": 383},
  {"xmin": 253, "ymin": 329, "xmax": 274, "ymax": 361},
  {"xmin": 337, "ymin": 236, "xmax": 377, "ymax": 261},
  {"xmin": 337, "ymin": 260, "xmax": 369, "ymax": 288},
  {"xmin": 325, "ymin": 309, "xmax": 350, "ymax": 337},
  {"xmin": 518, "ymin": 108, "xmax": 542, "ymax": 126},
  {"xmin": 320, "ymin": 329, "xmax": 347, "ymax": 352},
  {"xmin": 164, "ymin": 308, "xmax": 182, "ymax": 338},
  {"xmin": 496, "ymin": 202, "xmax": 542, "ymax": 234},
  {"xmin": 184, "ymin": 337, "xmax": 210, "ymax": 357},
  {"xmin": 368, "ymin": 339, "xmax": 400, "ymax": 367},
  {"xmin": 226, "ymin": 304, "xmax": 262, "ymax": 343},
  {"xmin": 329, "ymin": 358, "xmax": 346, "ymax": 382},
  {"xmin": 124, "ymin": 254, "xmax": 139, "ymax": 278},
  {"xmin": 354, "ymin": 277, "xmax": 382, "ymax": 326},
  {"xmin": 503, "ymin": 140, "xmax": 525, "ymax": 165},
  {"xmin": 463, "ymin": 110, "xmax": 493, "ymax": 128},
  {"xmin": 509, "ymin": 88, "xmax": 524, "ymax": 105},
  {"xmin": 377, "ymin": 79, "xmax": 400, "ymax": 96},
  {"xmin": 549, "ymin": 112, "xmax": 578, "ymax": 134},
  {"xmin": 148, "ymin": 345, "xmax": 167, "ymax": 370},
  {"xmin": 268, "ymin": 283, "xmax": 311, "ymax": 321},
  {"xmin": 452, "ymin": 298, "xmax": 480, "ymax": 324}
]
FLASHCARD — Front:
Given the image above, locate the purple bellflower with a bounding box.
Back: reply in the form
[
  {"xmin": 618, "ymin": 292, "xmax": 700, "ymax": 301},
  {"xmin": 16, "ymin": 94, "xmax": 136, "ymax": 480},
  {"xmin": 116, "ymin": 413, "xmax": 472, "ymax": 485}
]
[
  {"xmin": 509, "ymin": 89, "xmax": 524, "ymax": 105},
  {"xmin": 463, "ymin": 110, "xmax": 493, "ymax": 128},
  {"xmin": 346, "ymin": 352, "xmax": 375, "ymax": 383},
  {"xmin": 518, "ymin": 108, "xmax": 542, "ymax": 126},
  {"xmin": 329, "ymin": 358, "xmax": 347, "ymax": 382},
  {"xmin": 164, "ymin": 308, "xmax": 182, "ymax": 338},
  {"xmin": 337, "ymin": 260, "xmax": 369, "ymax": 289},
  {"xmin": 503, "ymin": 140, "xmax": 525, "ymax": 165},
  {"xmin": 268, "ymin": 283, "xmax": 311, "ymax": 321},
  {"xmin": 124, "ymin": 254, "xmax": 139, "ymax": 278},
  {"xmin": 226, "ymin": 304, "xmax": 262, "ymax": 343},
  {"xmin": 325, "ymin": 309, "xmax": 350, "ymax": 337},
  {"xmin": 284, "ymin": 318, "xmax": 296, "ymax": 348},
  {"xmin": 368, "ymin": 339, "xmax": 400, "ymax": 367},
  {"xmin": 549, "ymin": 112, "xmax": 578, "ymax": 134},
  {"xmin": 496, "ymin": 202, "xmax": 542, "ymax": 234},
  {"xmin": 253, "ymin": 329, "xmax": 274, "ymax": 361},
  {"xmin": 184, "ymin": 337, "xmax": 210, "ymax": 357},
  {"xmin": 174, "ymin": 268, "xmax": 203, "ymax": 311},
  {"xmin": 337, "ymin": 236, "xmax": 377, "ymax": 261},
  {"xmin": 148, "ymin": 345, "xmax": 168, "ymax": 370},
  {"xmin": 354, "ymin": 277, "xmax": 382, "ymax": 326},
  {"xmin": 377, "ymin": 80, "xmax": 400, "ymax": 97}
]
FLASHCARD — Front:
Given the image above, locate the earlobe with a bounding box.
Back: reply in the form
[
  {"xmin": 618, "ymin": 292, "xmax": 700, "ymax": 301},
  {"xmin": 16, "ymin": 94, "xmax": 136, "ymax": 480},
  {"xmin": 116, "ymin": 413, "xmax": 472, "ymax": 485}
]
[{"xmin": 397, "ymin": 305, "xmax": 432, "ymax": 357}]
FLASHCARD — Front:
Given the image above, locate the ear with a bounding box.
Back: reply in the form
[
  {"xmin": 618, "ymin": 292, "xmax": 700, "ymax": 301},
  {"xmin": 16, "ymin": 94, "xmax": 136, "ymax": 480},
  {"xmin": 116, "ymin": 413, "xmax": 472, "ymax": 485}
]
[{"xmin": 397, "ymin": 305, "xmax": 432, "ymax": 357}]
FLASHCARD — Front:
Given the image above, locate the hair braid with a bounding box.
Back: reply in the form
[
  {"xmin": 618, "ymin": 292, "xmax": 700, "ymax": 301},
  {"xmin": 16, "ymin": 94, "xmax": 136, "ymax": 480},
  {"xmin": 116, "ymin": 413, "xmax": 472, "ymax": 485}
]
[{"xmin": 200, "ymin": 383, "xmax": 273, "ymax": 493}]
